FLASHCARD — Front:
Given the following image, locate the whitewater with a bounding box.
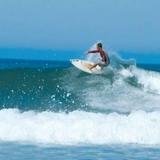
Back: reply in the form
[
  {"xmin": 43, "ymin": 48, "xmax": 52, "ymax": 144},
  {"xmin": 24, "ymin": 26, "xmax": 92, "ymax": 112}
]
[{"xmin": 0, "ymin": 109, "xmax": 160, "ymax": 145}]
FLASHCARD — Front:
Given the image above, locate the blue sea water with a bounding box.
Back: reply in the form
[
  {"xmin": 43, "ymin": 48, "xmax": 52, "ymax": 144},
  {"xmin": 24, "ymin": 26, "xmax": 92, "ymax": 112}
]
[{"xmin": 0, "ymin": 53, "xmax": 160, "ymax": 159}]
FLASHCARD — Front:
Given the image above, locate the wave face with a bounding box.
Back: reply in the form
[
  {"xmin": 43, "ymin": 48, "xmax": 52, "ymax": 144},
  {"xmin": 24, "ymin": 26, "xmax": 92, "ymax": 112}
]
[{"xmin": 0, "ymin": 55, "xmax": 160, "ymax": 145}]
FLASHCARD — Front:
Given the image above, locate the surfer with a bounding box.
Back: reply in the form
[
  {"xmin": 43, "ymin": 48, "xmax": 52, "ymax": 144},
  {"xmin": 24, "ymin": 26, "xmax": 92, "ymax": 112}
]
[{"xmin": 87, "ymin": 43, "xmax": 110, "ymax": 70}]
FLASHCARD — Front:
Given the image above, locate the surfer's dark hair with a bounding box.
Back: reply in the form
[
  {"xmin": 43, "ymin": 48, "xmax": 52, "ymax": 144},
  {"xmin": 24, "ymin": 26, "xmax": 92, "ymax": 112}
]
[{"xmin": 97, "ymin": 43, "xmax": 102, "ymax": 48}]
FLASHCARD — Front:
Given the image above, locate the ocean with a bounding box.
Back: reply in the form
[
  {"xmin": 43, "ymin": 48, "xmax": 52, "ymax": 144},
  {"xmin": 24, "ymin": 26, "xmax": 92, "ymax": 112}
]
[{"xmin": 0, "ymin": 54, "xmax": 160, "ymax": 160}]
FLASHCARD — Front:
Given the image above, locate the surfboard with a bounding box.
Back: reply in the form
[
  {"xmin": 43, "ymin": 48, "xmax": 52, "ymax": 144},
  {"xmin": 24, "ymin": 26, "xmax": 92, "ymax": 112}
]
[{"xmin": 70, "ymin": 59, "xmax": 103, "ymax": 74}]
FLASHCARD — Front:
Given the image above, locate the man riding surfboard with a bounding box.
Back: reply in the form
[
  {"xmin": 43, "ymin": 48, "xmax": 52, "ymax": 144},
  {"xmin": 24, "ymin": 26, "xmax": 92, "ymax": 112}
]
[{"xmin": 87, "ymin": 43, "xmax": 110, "ymax": 70}]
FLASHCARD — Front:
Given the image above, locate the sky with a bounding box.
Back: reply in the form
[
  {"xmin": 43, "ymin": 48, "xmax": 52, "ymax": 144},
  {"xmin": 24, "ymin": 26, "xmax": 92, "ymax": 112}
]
[{"xmin": 0, "ymin": 0, "xmax": 160, "ymax": 60}]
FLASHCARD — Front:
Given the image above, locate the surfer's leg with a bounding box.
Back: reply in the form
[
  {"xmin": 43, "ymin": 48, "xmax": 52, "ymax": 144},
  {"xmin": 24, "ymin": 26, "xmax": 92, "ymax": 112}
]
[{"xmin": 89, "ymin": 64, "xmax": 98, "ymax": 70}]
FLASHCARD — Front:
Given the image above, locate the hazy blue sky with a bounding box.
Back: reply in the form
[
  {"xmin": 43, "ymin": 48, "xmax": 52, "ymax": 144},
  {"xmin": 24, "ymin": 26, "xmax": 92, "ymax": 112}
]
[{"xmin": 0, "ymin": 0, "xmax": 160, "ymax": 60}]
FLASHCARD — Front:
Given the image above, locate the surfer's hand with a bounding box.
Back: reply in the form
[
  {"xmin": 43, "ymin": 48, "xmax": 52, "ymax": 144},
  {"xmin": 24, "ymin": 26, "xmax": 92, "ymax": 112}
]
[{"xmin": 86, "ymin": 51, "xmax": 89, "ymax": 54}]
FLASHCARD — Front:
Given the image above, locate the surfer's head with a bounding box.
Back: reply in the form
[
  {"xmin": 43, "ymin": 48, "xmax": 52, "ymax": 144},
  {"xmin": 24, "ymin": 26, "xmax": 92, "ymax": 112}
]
[{"xmin": 97, "ymin": 43, "xmax": 102, "ymax": 48}]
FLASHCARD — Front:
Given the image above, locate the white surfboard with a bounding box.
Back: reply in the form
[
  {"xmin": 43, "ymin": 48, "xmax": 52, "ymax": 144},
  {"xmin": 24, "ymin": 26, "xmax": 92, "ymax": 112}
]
[{"xmin": 70, "ymin": 59, "xmax": 103, "ymax": 74}]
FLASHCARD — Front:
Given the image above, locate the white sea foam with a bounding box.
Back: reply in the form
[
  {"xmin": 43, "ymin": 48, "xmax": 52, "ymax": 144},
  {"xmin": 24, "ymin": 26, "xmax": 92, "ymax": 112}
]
[
  {"xmin": 0, "ymin": 109, "xmax": 160, "ymax": 145},
  {"xmin": 83, "ymin": 66, "xmax": 160, "ymax": 113},
  {"xmin": 131, "ymin": 67, "xmax": 160, "ymax": 94}
]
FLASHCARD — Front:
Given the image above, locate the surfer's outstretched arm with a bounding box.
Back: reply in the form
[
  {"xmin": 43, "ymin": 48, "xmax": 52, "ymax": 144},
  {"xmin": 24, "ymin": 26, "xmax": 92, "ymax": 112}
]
[{"xmin": 87, "ymin": 50, "xmax": 99, "ymax": 54}]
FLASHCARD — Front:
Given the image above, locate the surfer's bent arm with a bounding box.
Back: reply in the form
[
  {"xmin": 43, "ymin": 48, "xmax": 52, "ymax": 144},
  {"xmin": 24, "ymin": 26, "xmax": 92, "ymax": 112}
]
[{"xmin": 87, "ymin": 50, "xmax": 99, "ymax": 54}]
